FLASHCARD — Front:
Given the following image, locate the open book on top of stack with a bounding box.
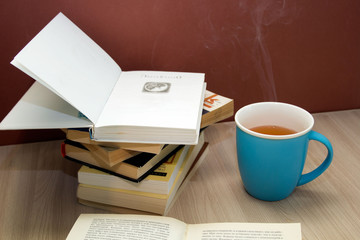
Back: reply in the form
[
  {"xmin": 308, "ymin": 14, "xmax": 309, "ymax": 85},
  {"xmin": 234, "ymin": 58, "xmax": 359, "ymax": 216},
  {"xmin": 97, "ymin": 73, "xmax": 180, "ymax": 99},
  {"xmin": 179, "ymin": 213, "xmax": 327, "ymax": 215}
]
[
  {"xmin": 0, "ymin": 12, "xmax": 206, "ymax": 145},
  {"xmin": 61, "ymin": 89, "xmax": 233, "ymax": 182},
  {"xmin": 64, "ymin": 89, "xmax": 234, "ymax": 153}
]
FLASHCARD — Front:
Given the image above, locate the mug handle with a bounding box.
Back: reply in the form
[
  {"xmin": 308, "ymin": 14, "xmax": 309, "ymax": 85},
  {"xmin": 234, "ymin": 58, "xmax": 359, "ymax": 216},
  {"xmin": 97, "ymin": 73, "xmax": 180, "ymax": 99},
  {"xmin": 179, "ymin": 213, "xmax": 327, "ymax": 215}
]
[{"xmin": 297, "ymin": 130, "xmax": 333, "ymax": 186}]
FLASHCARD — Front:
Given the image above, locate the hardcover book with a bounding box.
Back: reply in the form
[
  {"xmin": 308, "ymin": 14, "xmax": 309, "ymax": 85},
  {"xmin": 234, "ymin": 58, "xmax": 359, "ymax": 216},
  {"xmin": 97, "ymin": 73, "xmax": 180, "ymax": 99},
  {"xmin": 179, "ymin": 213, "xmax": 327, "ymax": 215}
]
[
  {"xmin": 0, "ymin": 12, "xmax": 206, "ymax": 145},
  {"xmin": 65, "ymin": 90, "xmax": 233, "ymax": 152}
]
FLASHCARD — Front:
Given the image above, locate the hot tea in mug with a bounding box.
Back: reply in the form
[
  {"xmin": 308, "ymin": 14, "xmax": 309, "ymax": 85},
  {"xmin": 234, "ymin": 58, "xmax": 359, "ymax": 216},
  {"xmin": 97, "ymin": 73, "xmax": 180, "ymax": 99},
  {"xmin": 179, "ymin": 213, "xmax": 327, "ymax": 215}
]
[
  {"xmin": 235, "ymin": 102, "xmax": 333, "ymax": 201},
  {"xmin": 250, "ymin": 125, "xmax": 297, "ymax": 136}
]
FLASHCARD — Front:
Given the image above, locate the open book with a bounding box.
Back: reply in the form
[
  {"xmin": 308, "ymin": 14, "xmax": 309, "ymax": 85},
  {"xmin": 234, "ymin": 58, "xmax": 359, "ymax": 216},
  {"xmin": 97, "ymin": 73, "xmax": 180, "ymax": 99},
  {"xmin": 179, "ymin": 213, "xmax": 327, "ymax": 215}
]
[
  {"xmin": 0, "ymin": 13, "xmax": 206, "ymax": 144},
  {"xmin": 66, "ymin": 214, "xmax": 301, "ymax": 240}
]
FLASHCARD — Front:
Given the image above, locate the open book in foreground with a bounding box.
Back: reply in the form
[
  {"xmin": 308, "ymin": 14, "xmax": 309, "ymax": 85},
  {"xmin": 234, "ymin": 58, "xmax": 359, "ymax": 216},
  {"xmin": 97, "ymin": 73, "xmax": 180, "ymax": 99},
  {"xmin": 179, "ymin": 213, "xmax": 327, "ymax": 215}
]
[
  {"xmin": 66, "ymin": 214, "xmax": 301, "ymax": 240},
  {"xmin": 0, "ymin": 12, "xmax": 206, "ymax": 145}
]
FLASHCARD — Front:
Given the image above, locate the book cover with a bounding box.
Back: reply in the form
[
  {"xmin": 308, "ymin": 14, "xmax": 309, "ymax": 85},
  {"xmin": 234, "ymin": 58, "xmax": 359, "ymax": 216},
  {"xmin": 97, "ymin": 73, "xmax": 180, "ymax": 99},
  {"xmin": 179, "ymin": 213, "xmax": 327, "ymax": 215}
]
[{"xmin": 200, "ymin": 90, "xmax": 234, "ymax": 128}]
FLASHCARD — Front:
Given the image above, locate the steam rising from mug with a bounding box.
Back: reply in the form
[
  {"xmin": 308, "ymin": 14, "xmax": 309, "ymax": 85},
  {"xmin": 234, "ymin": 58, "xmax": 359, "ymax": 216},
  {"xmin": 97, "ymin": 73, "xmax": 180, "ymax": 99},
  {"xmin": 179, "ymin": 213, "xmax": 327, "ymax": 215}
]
[{"xmin": 247, "ymin": 0, "xmax": 297, "ymax": 101}]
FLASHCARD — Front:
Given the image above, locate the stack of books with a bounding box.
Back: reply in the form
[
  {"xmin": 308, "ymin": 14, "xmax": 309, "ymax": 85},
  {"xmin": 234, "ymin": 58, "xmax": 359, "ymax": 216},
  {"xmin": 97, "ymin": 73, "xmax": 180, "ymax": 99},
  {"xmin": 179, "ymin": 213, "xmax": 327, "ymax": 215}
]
[
  {"xmin": 61, "ymin": 90, "xmax": 233, "ymax": 215},
  {"xmin": 0, "ymin": 13, "xmax": 234, "ymax": 215}
]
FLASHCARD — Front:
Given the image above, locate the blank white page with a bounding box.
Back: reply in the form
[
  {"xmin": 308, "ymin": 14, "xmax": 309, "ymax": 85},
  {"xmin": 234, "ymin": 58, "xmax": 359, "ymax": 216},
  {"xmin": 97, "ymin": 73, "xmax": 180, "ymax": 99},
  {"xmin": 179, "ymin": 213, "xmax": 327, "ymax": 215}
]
[
  {"xmin": 96, "ymin": 71, "xmax": 205, "ymax": 130},
  {"xmin": 11, "ymin": 12, "xmax": 121, "ymax": 123}
]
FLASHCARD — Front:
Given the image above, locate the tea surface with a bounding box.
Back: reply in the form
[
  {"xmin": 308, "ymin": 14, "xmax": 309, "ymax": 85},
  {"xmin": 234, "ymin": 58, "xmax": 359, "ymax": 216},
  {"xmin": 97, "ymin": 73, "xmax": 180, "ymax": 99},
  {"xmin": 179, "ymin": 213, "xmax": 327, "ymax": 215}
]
[{"xmin": 250, "ymin": 125, "xmax": 297, "ymax": 135}]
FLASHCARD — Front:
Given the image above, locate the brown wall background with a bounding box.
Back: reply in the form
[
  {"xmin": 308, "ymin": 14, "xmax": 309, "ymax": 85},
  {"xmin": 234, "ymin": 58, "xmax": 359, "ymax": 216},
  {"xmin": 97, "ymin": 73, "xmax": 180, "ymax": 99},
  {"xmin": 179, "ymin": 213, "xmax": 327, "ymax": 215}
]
[{"xmin": 1, "ymin": 0, "xmax": 359, "ymax": 146}]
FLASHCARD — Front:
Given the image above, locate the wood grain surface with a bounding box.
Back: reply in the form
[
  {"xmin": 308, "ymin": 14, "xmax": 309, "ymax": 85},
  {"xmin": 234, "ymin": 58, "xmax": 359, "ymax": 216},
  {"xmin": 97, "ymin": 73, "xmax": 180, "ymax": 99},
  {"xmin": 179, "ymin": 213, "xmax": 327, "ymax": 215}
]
[{"xmin": 0, "ymin": 110, "xmax": 359, "ymax": 239}]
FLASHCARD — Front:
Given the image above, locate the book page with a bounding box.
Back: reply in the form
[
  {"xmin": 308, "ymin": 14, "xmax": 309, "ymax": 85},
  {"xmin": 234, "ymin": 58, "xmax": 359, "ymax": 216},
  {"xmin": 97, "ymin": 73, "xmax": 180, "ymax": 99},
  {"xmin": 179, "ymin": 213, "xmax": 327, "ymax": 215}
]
[
  {"xmin": 186, "ymin": 222, "xmax": 301, "ymax": 240},
  {"xmin": 66, "ymin": 214, "xmax": 187, "ymax": 240},
  {"xmin": 11, "ymin": 12, "xmax": 121, "ymax": 123},
  {"xmin": 0, "ymin": 82, "xmax": 92, "ymax": 129},
  {"xmin": 96, "ymin": 71, "xmax": 205, "ymax": 130}
]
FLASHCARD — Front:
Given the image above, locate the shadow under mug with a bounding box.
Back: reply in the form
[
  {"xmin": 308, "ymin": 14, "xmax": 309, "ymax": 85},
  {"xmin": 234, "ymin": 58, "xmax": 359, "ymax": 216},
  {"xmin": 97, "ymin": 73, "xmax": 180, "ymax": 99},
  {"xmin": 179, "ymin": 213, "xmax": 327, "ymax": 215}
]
[{"xmin": 235, "ymin": 102, "xmax": 333, "ymax": 201}]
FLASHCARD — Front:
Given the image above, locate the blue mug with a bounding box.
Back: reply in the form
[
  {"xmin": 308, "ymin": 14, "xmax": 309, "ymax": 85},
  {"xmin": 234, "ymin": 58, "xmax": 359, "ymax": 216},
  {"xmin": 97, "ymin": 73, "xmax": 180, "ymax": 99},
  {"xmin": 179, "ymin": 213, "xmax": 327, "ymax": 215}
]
[{"xmin": 235, "ymin": 102, "xmax": 333, "ymax": 201}]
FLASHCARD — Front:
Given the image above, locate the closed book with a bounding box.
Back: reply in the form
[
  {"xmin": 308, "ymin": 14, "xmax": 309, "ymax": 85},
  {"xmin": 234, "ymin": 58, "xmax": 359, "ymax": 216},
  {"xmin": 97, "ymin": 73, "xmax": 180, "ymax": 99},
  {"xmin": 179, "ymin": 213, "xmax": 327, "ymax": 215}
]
[
  {"xmin": 77, "ymin": 142, "xmax": 209, "ymax": 215},
  {"xmin": 201, "ymin": 90, "xmax": 234, "ymax": 128},
  {"xmin": 62, "ymin": 140, "xmax": 182, "ymax": 182},
  {"xmin": 82, "ymin": 143, "xmax": 140, "ymax": 167},
  {"xmin": 78, "ymin": 132, "xmax": 205, "ymax": 194}
]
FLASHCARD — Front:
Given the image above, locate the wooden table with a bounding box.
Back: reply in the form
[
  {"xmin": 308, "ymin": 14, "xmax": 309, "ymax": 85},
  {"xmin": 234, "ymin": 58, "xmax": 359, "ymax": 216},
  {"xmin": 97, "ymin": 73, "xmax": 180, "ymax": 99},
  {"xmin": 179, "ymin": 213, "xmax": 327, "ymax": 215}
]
[{"xmin": 0, "ymin": 110, "xmax": 359, "ymax": 239}]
